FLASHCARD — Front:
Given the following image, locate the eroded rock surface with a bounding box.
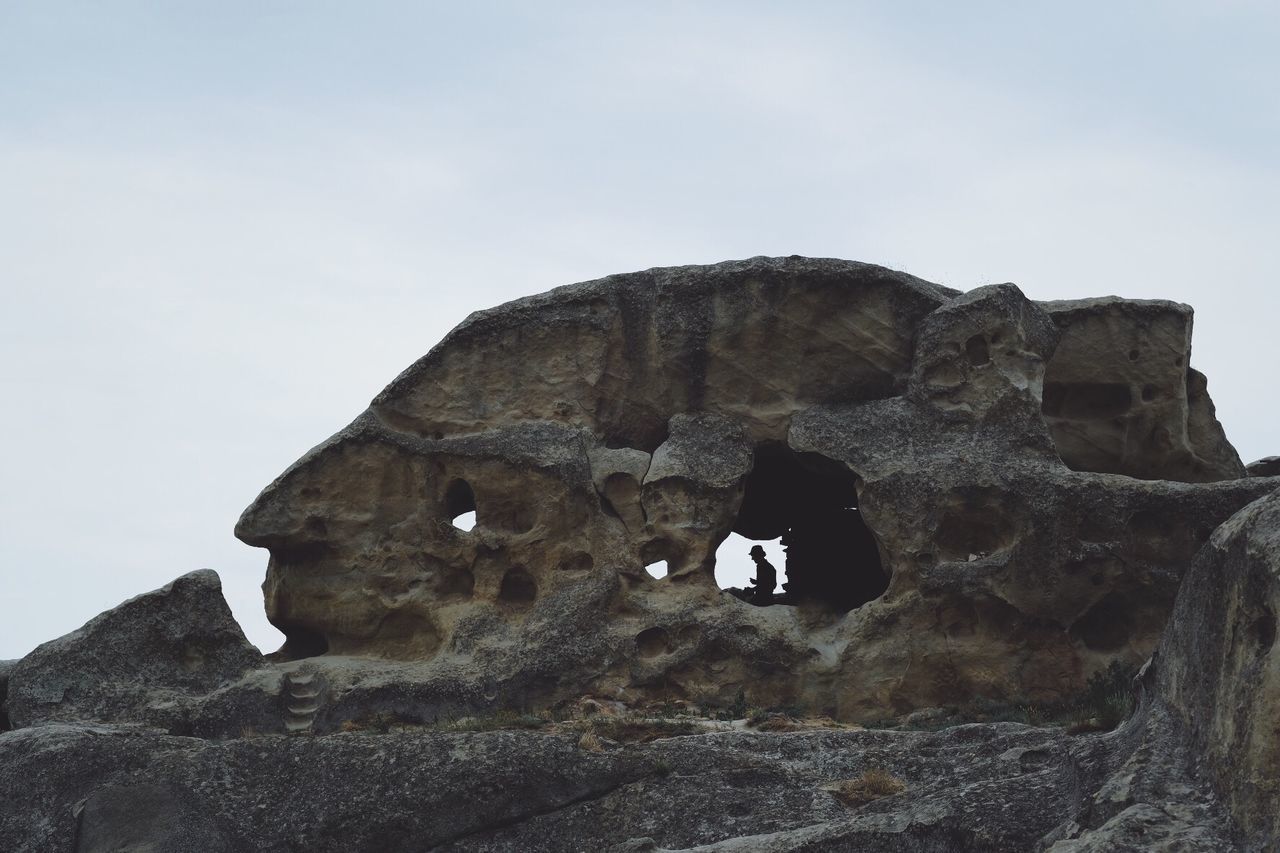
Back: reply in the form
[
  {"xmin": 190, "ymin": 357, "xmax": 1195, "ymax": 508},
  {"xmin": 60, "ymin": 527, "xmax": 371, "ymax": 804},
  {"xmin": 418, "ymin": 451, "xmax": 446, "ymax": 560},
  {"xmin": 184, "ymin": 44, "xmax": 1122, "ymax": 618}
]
[
  {"xmin": 233, "ymin": 257, "xmax": 1272, "ymax": 720},
  {"xmin": 1040, "ymin": 297, "xmax": 1245, "ymax": 482},
  {"xmin": 6, "ymin": 570, "xmax": 261, "ymax": 729}
]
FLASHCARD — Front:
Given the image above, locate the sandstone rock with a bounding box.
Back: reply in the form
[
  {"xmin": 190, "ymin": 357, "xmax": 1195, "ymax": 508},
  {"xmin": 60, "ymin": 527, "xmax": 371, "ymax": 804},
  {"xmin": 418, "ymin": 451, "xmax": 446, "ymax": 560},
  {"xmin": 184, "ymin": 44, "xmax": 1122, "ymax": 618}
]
[
  {"xmin": 6, "ymin": 570, "xmax": 262, "ymax": 728},
  {"xmin": 1040, "ymin": 297, "xmax": 1244, "ymax": 482},
  {"xmin": 1152, "ymin": 488, "xmax": 1280, "ymax": 847},
  {"xmin": 370, "ymin": 257, "xmax": 958, "ymax": 446},
  {"xmin": 234, "ymin": 257, "xmax": 1275, "ymax": 724}
]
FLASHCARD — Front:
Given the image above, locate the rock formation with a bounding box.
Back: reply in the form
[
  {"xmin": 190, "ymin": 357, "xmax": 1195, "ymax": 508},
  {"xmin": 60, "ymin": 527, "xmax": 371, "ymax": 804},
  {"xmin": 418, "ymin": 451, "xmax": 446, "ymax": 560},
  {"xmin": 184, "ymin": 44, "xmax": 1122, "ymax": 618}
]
[
  {"xmin": 2, "ymin": 257, "xmax": 1277, "ymax": 851},
  {"xmin": 6, "ymin": 570, "xmax": 262, "ymax": 730},
  {"xmin": 233, "ymin": 257, "xmax": 1270, "ymax": 720}
]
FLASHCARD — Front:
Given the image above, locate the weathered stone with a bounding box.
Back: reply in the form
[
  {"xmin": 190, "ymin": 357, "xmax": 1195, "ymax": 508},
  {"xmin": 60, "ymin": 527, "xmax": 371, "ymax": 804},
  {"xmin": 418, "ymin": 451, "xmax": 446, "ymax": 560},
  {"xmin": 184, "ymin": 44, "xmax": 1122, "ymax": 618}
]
[
  {"xmin": 0, "ymin": 720, "xmax": 1142, "ymax": 851},
  {"xmin": 232, "ymin": 258, "xmax": 1273, "ymax": 723},
  {"xmin": 1040, "ymin": 297, "xmax": 1244, "ymax": 482},
  {"xmin": 1246, "ymin": 455, "xmax": 1280, "ymax": 477},
  {"xmin": 370, "ymin": 257, "xmax": 958, "ymax": 446},
  {"xmin": 1151, "ymin": 488, "xmax": 1280, "ymax": 847},
  {"xmin": 6, "ymin": 570, "xmax": 261, "ymax": 728}
]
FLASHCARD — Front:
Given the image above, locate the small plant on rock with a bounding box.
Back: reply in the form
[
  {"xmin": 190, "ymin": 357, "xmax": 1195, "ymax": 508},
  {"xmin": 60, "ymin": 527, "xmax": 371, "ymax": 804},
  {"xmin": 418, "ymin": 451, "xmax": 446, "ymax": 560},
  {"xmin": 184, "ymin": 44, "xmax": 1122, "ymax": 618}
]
[
  {"xmin": 1067, "ymin": 661, "xmax": 1137, "ymax": 734},
  {"xmin": 825, "ymin": 768, "xmax": 907, "ymax": 807}
]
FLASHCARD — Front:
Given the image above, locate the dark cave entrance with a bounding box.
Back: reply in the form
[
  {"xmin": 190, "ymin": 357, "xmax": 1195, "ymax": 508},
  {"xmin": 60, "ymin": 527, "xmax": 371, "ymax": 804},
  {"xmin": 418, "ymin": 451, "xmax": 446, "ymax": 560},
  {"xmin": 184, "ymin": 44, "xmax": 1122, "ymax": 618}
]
[
  {"xmin": 445, "ymin": 479, "xmax": 478, "ymax": 531},
  {"xmin": 718, "ymin": 443, "xmax": 888, "ymax": 613}
]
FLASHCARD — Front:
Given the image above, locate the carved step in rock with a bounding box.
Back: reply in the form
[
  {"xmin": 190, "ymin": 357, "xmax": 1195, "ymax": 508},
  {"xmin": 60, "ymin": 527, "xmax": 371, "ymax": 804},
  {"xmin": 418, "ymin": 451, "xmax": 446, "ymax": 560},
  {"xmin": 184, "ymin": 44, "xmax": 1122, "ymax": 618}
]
[{"xmin": 282, "ymin": 670, "xmax": 324, "ymax": 734}]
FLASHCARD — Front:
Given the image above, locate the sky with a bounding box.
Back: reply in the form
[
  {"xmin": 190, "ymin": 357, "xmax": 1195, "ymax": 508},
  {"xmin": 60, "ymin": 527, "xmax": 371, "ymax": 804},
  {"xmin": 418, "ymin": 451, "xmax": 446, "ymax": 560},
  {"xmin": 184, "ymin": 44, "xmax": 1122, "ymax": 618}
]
[{"xmin": 2, "ymin": 2, "xmax": 1277, "ymax": 658}]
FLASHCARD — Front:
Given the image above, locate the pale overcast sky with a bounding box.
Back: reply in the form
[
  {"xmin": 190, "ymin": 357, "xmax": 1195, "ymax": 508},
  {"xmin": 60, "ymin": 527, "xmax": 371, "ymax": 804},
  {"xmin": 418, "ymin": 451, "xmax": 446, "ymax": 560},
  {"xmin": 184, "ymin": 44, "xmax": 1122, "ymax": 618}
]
[{"xmin": 3, "ymin": 2, "xmax": 1277, "ymax": 657}]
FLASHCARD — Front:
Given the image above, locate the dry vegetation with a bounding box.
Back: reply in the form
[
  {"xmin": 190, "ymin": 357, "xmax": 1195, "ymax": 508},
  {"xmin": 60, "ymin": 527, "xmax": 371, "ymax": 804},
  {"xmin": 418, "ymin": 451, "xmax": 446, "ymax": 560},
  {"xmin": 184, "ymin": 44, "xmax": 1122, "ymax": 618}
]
[{"xmin": 825, "ymin": 769, "xmax": 908, "ymax": 807}]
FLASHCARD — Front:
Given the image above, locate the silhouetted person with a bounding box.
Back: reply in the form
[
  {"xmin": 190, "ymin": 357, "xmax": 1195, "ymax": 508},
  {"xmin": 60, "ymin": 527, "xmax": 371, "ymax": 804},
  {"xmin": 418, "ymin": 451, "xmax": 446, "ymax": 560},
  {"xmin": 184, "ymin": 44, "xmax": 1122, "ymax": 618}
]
[{"xmin": 747, "ymin": 544, "xmax": 777, "ymax": 604}]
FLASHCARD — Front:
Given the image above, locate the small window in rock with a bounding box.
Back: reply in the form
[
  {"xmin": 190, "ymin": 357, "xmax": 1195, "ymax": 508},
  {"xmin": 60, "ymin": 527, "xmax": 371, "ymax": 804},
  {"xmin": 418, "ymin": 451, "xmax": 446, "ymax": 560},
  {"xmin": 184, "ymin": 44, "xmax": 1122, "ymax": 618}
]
[
  {"xmin": 714, "ymin": 532, "xmax": 787, "ymax": 603},
  {"xmin": 444, "ymin": 479, "xmax": 477, "ymax": 531},
  {"xmin": 645, "ymin": 560, "xmax": 669, "ymax": 579},
  {"xmin": 274, "ymin": 624, "xmax": 329, "ymax": 661}
]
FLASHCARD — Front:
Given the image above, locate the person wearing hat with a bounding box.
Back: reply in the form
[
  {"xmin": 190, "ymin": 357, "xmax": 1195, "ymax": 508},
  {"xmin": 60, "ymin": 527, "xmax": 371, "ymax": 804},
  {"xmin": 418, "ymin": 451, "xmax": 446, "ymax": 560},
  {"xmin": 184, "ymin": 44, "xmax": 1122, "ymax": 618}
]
[{"xmin": 747, "ymin": 544, "xmax": 777, "ymax": 605}]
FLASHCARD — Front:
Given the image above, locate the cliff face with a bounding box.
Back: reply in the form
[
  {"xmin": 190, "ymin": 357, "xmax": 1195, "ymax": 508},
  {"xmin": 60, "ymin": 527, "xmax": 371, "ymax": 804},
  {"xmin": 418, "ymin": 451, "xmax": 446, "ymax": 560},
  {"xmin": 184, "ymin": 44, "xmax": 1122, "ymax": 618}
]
[{"xmin": 2, "ymin": 257, "xmax": 1277, "ymax": 851}]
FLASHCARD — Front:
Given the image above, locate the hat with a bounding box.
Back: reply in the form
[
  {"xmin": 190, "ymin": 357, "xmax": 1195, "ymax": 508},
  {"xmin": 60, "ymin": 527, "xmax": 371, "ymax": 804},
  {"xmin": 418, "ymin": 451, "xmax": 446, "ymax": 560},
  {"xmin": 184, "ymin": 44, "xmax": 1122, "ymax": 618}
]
[{"xmin": 749, "ymin": 545, "xmax": 766, "ymax": 557}]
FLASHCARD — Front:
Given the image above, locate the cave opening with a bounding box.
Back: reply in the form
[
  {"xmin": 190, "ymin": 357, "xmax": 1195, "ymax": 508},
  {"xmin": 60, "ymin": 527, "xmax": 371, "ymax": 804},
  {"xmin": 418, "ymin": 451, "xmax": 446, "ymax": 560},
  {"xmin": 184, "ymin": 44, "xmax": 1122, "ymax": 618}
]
[
  {"xmin": 645, "ymin": 559, "xmax": 670, "ymax": 579},
  {"xmin": 445, "ymin": 479, "xmax": 477, "ymax": 531},
  {"xmin": 717, "ymin": 443, "xmax": 887, "ymax": 613},
  {"xmin": 272, "ymin": 622, "xmax": 329, "ymax": 661}
]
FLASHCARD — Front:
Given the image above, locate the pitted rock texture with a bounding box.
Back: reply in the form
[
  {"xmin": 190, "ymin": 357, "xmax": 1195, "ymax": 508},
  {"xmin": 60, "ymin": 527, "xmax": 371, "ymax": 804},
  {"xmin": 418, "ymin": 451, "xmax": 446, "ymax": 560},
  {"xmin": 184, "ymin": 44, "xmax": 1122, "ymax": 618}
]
[
  {"xmin": 234, "ymin": 257, "xmax": 1271, "ymax": 720},
  {"xmin": 1040, "ymin": 297, "xmax": 1244, "ymax": 482}
]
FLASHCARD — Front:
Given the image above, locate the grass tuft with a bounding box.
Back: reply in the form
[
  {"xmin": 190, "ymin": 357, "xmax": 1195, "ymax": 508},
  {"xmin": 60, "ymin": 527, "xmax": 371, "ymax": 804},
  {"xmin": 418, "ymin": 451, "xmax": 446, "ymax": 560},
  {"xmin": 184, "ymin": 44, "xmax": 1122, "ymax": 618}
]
[{"xmin": 825, "ymin": 769, "xmax": 907, "ymax": 807}]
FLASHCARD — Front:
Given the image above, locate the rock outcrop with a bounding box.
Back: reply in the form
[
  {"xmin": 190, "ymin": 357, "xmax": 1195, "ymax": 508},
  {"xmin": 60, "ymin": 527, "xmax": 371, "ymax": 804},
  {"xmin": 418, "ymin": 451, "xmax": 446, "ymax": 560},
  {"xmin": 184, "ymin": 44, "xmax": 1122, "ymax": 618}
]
[
  {"xmin": 233, "ymin": 257, "xmax": 1272, "ymax": 720},
  {"xmin": 2, "ymin": 256, "xmax": 1276, "ymax": 851},
  {"xmin": 6, "ymin": 570, "xmax": 261, "ymax": 730},
  {"xmin": 1040, "ymin": 297, "xmax": 1245, "ymax": 482},
  {"xmin": 1152, "ymin": 488, "xmax": 1280, "ymax": 845}
]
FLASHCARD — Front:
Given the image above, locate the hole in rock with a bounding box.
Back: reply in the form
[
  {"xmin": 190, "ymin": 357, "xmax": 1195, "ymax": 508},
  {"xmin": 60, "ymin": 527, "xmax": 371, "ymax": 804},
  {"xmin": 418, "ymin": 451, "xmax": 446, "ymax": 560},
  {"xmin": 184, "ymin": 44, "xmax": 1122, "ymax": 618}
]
[
  {"xmin": 444, "ymin": 479, "xmax": 477, "ymax": 531},
  {"xmin": 715, "ymin": 532, "xmax": 788, "ymax": 594},
  {"xmin": 645, "ymin": 560, "xmax": 670, "ymax": 579},
  {"xmin": 1070, "ymin": 593, "xmax": 1131, "ymax": 651},
  {"xmin": 560, "ymin": 552, "xmax": 594, "ymax": 573},
  {"xmin": 716, "ymin": 443, "xmax": 887, "ymax": 613},
  {"xmin": 498, "ymin": 567, "xmax": 537, "ymax": 604},
  {"xmin": 438, "ymin": 565, "xmax": 475, "ymax": 598},
  {"xmin": 636, "ymin": 626, "xmax": 673, "ymax": 657},
  {"xmin": 604, "ymin": 419, "xmax": 670, "ymax": 454},
  {"xmin": 934, "ymin": 490, "xmax": 1016, "ymax": 562},
  {"xmin": 1252, "ymin": 608, "xmax": 1276, "ymax": 653},
  {"xmin": 273, "ymin": 623, "xmax": 329, "ymax": 661},
  {"xmin": 965, "ymin": 334, "xmax": 991, "ymax": 366}
]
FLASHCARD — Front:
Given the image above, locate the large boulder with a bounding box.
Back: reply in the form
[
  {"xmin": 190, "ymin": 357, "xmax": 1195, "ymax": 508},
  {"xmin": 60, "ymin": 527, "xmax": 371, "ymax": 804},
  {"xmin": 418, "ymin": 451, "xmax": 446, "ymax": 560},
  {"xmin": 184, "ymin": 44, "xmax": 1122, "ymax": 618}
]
[
  {"xmin": 6, "ymin": 570, "xmax": 262, "ymax": 729},
  {"xmin": 232, "ymin": 258, "xmax": 1276, "ymax": 723},
  {"xmin": 1246, "ymin": 456, "xmax": 1280, "ymax": 477},
  {"xmin": 1040, "ymin": 297, "xmax": 1245, "ymax": 482}
]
